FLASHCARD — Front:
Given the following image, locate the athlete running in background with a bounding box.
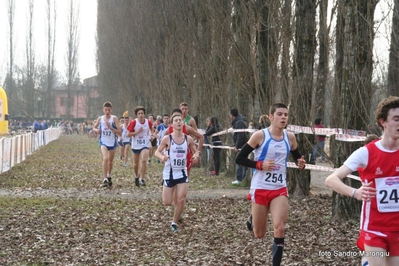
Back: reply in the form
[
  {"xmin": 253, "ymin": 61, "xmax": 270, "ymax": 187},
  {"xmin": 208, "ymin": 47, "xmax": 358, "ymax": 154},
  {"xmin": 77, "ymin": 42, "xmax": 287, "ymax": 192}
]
[
  {"xmin": 120, "ymin": 116, "xmax": 131, "ymax": 167},
  {"xmin": 93, "ymin": 101, "xmax": 122, "ymax": 187},
  {"xmin": 155, "ymin": 113, "xmax": 199, "ymax": 233},
  {"xmin": 127, "ymin": 106, "xmax": 154, "ymax": 187},
  {"xmin": 180, "ymin": 102, "xmax": 198, "ymax": 131}
]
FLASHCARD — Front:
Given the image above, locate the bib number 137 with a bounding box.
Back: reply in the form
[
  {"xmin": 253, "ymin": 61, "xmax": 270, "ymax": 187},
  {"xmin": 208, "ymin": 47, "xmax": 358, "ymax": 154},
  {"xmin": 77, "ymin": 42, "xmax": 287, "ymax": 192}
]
[{"xmin": 265, "ymin": 173, "xmax": 283, "ymax": 183}]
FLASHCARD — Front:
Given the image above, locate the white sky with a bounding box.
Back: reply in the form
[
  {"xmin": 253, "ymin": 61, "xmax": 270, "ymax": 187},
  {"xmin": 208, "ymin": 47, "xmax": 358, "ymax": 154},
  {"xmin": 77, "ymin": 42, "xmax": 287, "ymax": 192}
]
[{"xmin": 0, "ymin": 0, "xmax": 97, "ymax": 84}]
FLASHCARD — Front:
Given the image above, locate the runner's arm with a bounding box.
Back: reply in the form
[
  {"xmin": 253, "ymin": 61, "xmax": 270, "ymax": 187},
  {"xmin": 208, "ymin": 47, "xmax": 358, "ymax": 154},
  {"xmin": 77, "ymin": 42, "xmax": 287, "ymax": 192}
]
[
  {"xmin": 187, "ymin": 126, "xmax": 204, "ymax": 152},
  {"xmin": 190, "ymin": 118, "xmax": 198, "ymax": 131},
  {"xmin": 235, "ymin": 131, "xmax": 264, "ymax": 169},
  {"xmin": 92, "ymin": 116, "xmax": 101, "ymax": 134},
  {"xmin": 188, "ymin": 136, "xmax": 199, "ymax": 161},
  {"xmin": 155, "ymin": 136, "xmax": 169, "ymax": 162},
  {"xmin": 112, "ymin": 117, "xmax": 122, "ymax": 136}
]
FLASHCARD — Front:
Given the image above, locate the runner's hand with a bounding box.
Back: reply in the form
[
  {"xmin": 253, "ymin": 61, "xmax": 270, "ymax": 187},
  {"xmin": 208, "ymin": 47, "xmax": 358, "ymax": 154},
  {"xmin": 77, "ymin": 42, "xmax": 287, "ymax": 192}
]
[
  {"xmin": 161, "ymin": 155, "xmax": 169, "ymax": 163},
  {"xmin": 297, "ymin": 155, "xmax": 306, "ymax": 170},
  {"xmin": 356, "ymin": 182, "xmax": 376, "ymax": 202},
  {"xmin": 262, "ymin": 160, "xmax": 275, "ymax": 171}
]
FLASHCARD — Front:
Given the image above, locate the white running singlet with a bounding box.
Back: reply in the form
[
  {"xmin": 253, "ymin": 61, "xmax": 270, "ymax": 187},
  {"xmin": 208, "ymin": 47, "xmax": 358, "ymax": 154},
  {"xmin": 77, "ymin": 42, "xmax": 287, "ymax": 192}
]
[
  {"xmin": 162, "ymin": 135, "xmax": 188, "ymax": 180},
  {"xmin": 131, "ymin": 118, "xmax": 151, "ymax": 150},
  {"xmin": 99, "ymin": 115, "xmax": 117, "ymax": 147},
  {"xmin": 251, "ymin": 128, "xmax": 291, "ymax": 191},
  {"xmin": 121, "ymin": 124, "xmax": 131, "ymax": 143}
]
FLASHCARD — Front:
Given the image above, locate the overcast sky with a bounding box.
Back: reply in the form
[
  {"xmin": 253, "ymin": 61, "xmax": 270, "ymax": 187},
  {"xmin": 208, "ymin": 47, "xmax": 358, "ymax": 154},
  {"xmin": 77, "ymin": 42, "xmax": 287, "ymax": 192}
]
[
  {"xmin": 0, "ymin": 0, "xmax": 97, "ymax": 84},
  {"xmin": 0, "ymin": 0, "xmax": 393, "ymax": 86}
]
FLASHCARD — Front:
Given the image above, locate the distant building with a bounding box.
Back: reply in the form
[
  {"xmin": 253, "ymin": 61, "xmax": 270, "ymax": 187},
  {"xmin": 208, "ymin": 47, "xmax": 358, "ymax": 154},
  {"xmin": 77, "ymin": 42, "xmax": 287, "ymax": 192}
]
[{"xmin": 53, "ymin": 76, "xmax": 100, "ymax": 119}]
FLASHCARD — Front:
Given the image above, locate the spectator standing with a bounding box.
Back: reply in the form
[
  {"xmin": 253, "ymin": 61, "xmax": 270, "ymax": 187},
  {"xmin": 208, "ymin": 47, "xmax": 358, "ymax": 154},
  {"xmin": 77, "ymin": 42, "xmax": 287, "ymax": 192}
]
[
  {"xmin": 33, "ymin": 119, "xmax": 42, "ymax": 133},
  {"xmin": 230, "ymin": 108, "xmax": 249, "ymax": 185},
  {"xmin": 313, "ymin": 118, "xmax": 326, "ymax": 163},
  {"xmin": 203, "ymin": 117, "xmax": 211, "ymax": 163},
  {"xmin": 42, "ymin": 120, "xmax": 48, "ymax": 130},
  {"xmin": 205, "ymin": 116, "xmax": 223, "ymax": 176}
]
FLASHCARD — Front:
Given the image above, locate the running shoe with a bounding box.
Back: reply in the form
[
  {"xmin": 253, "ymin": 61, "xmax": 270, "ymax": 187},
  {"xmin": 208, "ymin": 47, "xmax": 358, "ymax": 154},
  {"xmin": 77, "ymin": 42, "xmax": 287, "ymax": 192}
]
[
  {"xmin": 140, "ymin": 179, "xmax": 146, "ymax": 186},
  {"xmin": 135, "ymin": 177, "xmax": 140, "ymax": 187},
  {"xmin": 107, "ymin": 177, "xmax": 112, "ymax": 187},
  {"xmin": 102, "ymin": 179, "xmax": 109, "ymax": 187},
  {"xmin": 171, "ymin": 223, "xmax": 179, "ymax": 233},
  {"xmin": 246, "ymin": 214, "xmax": 253, "ymax": 231}
]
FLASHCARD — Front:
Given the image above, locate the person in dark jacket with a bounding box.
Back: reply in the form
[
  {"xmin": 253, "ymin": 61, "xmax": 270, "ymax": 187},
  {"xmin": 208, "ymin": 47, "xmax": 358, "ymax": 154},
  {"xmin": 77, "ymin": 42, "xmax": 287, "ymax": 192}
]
[
  {"xmin": 205, "ymin": 116, "xmax": 222, "ymax": 176},
  {"xmin": 42, "ymin": 120, "xmax": 48, "ymax": 130},
  {"xmin": 230, "ymin": 108, "xmax": 249, "ymax": 184},
  {"xmin": 203, "ymin": 117, "xmax": 211, "ymax": 163},
  {"xmin": 313, "ymin": 118, "xmax": 326, "ymax": 163},
  {"xmin": 33, "ymin": 120, "xmax": 42, "ymax": 133}
]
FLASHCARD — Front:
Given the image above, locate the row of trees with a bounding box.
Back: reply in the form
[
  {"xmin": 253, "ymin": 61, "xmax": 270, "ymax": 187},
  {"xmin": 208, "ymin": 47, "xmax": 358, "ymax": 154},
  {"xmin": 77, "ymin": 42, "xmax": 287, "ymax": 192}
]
[
  {"xmin": 97, "ymin": 0, "xmax": 399, "ymax": 219},
  {"xmin": 3, "ymin": 0, "xmax": 81, "ymax": 120}
]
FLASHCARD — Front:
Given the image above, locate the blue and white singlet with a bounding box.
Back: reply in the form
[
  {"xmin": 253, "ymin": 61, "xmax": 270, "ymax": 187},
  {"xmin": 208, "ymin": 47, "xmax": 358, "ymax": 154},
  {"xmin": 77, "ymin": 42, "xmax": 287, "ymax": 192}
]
[
  {"xmin": 251, "ymin": 128, "xmax": 291, "ymax": 191},
  {"xmin": 121, "ymin": 124, "xmax": 131, "ymax": 143},
  {"xmin": 99, "ymin": 115, "xmax": 117, "ymax": 147},
  {"xmin": 162, "ymin": 135, "xmax": 188, "ymax": 180}
]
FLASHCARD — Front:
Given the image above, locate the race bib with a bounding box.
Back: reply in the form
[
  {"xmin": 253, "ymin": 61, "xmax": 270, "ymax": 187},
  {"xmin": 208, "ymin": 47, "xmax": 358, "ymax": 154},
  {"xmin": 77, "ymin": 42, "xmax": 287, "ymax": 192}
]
[
  {"xmin": 262, "ymin": 171, "xmax": 285, "ymax": 187},
  {"xmin": 376, "ymin": 176, "xmax": 399, "ymax": 213},
  {"xmin": 102, "ymin": 130, "xmax": 112, "ymax": 137},
  {"xmin": 173, "ymin": 158, "xmax": 185, "ymax": 167},
  {"xmin": 136, "ymin": 138, "xmax": 146, "ymax": 145}
]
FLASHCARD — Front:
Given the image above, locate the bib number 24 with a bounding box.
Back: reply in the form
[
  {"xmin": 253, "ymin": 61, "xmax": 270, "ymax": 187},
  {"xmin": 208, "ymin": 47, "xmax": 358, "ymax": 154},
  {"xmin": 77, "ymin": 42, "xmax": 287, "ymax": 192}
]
[{"xmin": 379, "ymin": 189, "xmax": 399, "ymax": 204}]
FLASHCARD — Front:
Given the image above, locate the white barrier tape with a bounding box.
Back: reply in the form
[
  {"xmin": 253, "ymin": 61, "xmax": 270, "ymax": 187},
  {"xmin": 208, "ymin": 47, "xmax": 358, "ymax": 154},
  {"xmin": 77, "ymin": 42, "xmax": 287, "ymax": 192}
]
[
  {"xmin": 287, "ymin": 125, "xmax": 367, "ymax": 137},
  {"xmin": 202, "ymin": 128, "xmax": 255, "ymax": 137},
  {"xmin": 200, "ymin": 126, "xmax": 367, "ymax": 142},
  {"xmin": 201, "ymin": 146, "xmax": 361, "ymax": 181},
  {"xmin": 335, "ymin": 134, "xmax": 366, "ymax": 142},
  {"xmin": 288, "ymin": 163, "xmax": 361, "ymax": 181},
  {"xmin": 203, "ymin": 143, "xmax": 235, "ymax": 150}
]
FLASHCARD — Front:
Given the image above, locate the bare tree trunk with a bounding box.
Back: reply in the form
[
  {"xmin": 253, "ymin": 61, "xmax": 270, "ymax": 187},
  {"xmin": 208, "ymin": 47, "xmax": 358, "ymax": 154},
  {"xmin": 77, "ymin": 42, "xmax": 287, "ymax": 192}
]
[
  {"xmin": 280, "ymin": 0, "xmax": 292, "ymax": 104},
  {"xmin": 66, "ymin": 0, "xmax": 79, "ymax": 120},
  {"xmin": 288, "ymin": 0, "xmax": 317, "ymax": 197},
  {"xmin": 388, "ymin": 0, "xmax": 399, "ymax": 97},
  {"xmin": 330, "ymin": 0, "xmax": 379, "ymax": 220},
  {"xmin": 25, "ymin": 0, "xmax": 36, "ymax": 117},
  {"xmin": 313, "ymin": 0, "xmax": 329, "ymax": 120},
  {"xmin": 6, "ymin": 0, "xmax": 15, "ymax": 115},
  {"xmin": 46, "ymin": 0, "xmax": 57, "ymax": 118},
  {"xmin": 255, "ymin": 1, "xmax": 280, "ymax": 112}
]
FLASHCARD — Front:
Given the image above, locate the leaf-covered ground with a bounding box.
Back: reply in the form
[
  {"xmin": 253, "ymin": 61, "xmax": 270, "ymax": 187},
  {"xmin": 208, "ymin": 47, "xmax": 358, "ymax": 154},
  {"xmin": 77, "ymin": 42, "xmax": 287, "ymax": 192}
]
[{"xmin": 0, "ymin": 135, "xmax": 361, "ymax": 265}]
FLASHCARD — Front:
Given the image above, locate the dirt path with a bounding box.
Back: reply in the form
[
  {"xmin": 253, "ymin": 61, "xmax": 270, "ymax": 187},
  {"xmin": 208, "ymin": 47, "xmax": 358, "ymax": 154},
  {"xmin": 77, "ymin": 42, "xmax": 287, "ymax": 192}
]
[
  {"xmin": 0, "ymin": 167, "xmax": 331, "ymax": 199},
  {"xmin": 0, "ymin": 187, "xmax": 249, "ymax": 199}
]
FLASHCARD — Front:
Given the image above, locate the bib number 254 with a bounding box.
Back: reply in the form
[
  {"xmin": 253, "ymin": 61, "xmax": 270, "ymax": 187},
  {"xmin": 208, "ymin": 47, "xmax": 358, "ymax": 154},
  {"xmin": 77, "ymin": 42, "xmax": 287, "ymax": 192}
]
[{"xmin": 265, "ymin": 173, "xmax": 283, "ymax": 183}]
